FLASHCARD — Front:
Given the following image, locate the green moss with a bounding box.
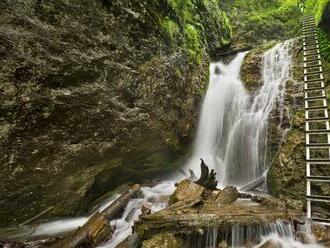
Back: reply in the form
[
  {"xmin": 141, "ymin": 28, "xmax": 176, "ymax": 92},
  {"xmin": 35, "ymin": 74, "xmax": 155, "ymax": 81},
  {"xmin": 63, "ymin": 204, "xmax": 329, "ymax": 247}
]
[
  {"xmin": 157, "ymin": 0, "xmax": 232, "ymax": 62},
  {"xmin": 184, "ymin": 24, "xmax": 202, "ymax": 64},
  {"xmin": 142, "ymin": 232, "xmax": 184, "ymax": 248},
  {"xmin": 161, "ymin": 17, "xmax": 180, "ymax": 41}
]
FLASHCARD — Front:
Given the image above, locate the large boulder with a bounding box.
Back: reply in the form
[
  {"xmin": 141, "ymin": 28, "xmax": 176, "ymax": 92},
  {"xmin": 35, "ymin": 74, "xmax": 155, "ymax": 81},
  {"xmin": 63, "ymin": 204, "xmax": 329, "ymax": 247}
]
[
  {"xmin": 169, "ymin": 179, "xmax": 205, "ymax": 205},
  {"xmin": 214, "ymin": 186, "xmax": 239, "ymax": 205}
]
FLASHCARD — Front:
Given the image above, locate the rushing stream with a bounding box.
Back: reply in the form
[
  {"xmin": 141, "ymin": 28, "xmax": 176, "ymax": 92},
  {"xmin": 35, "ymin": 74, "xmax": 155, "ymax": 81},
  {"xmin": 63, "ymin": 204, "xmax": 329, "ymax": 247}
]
[{"xmin": 6, "ymin": 41, "xmax": 323, "ymax": 247}]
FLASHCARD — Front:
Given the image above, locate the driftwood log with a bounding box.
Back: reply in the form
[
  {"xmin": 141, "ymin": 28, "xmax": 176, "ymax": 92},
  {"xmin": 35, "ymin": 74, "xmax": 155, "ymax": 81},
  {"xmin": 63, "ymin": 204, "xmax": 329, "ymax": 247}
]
[
  {"xmin": 195, "ymin": 159, "xmax": 218, "ymax": 189},
  {"xmin": 50, "ymin": 184, "xmax": 141, "ymax": 248},
  {"xmin": 239, "ymin": 176, "xmax": 265, "ymax": 192}
]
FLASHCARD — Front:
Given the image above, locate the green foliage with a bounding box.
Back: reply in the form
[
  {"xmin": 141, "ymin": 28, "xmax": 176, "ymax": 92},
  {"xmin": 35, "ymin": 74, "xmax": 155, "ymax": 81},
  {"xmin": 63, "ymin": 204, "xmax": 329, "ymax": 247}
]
[
  {"xmin": 161, "ymin": 17, "xmax": 180, "ymax": 41},
  {"xmin": 184, "ymin": 24, "xmax": 202, "ymax": 64},
  {"xmin": 157, "ymin": 0, "xmax": 232, "ymax": 63},
  {"xmin": 317, "ymin": 28, "xmax": 330, "ymax": 61},
  {"xmin": 218, "ymin": 0, "xmax": 301, "ymax": 47},
  {"xmin": 303, "ymin": 0, "xmax": 330, "ymax": 23}
]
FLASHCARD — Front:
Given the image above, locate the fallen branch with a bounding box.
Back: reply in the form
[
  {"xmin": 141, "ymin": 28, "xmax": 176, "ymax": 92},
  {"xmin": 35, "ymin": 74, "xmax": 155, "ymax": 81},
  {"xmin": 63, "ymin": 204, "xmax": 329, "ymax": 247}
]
[
  {"xmin": 50, "ymin": 184, "xmax": 141, "ymax": 248},
  {"xmin": 19, "ymin": 206, "xmax": 55, "ymax": 227},
  {"xmin": 239, "ymin": 176, "xmax": 265, "ymax": 192}
]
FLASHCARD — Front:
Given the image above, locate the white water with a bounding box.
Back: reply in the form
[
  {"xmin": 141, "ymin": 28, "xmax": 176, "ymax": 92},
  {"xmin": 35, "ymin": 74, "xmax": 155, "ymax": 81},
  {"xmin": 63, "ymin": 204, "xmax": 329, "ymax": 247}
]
[
  {"xmin": 185, "ymin": 41, "xmax": 292, "ymax": 187},
  {"xmin": 8, "ymin": 41, "xmax": 322, "ymax": 247},
  {"xmin": 186, "ymin": 220, "xmax": 322, "ymax": 248}
]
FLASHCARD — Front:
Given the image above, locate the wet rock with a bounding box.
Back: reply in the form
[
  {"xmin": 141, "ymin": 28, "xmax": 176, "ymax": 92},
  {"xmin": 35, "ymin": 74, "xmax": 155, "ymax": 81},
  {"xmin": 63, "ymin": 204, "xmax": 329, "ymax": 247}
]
[
  {"xmin": 240, "ymin": 41, "xmax": 277, "ymax": 93},
  {"xmin": 297, "ymin": 232, "xmax": 315, "ymax": 244},
  {"xmin": 312, "ymin": 225, "xmax": 330, "ymax": 247},
  {"xmin": 217, "ymin": 240, "xmax": 228, "ymax": 248},
  {"xmin": 251, "ymin": 195, "xmax": 286, "ymax": 210},
  {"xmin": 116, "ymin": 234, "xmax": 139, "ymax": 248},
  {"xmin": 259, "ymin": 239, "xmax": 282, "ymax": 248},
  {"xmin": 213, "ymin": 186, "xmax": 239, "ymax": 205},
  {"xmin": 141, "ymin": 203, "xmax": 152, "ymax": 216},
  {"xmin": 142, "ymin": 232, "xmax": 183, "ymax": 248},
  {"xmin": 169, "ymin": 179, "xmax": 205, "ymax": 205}
]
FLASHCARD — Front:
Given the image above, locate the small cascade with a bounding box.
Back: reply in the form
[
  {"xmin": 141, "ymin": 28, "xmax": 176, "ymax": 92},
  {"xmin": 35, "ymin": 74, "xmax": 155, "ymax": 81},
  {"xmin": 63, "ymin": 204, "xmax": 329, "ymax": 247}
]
[{"xmin": 183, "ymin": 221, "xmax": 322, "ymax": 248}]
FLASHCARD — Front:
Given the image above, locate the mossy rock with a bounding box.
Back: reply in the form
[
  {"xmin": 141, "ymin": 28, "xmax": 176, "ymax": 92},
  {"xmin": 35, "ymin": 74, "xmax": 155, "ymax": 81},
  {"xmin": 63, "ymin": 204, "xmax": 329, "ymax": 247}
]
[
  {"xmin": 142, "ymin": 232, "xmax": 184, "ymax": 248},
  {"xmin": 240, "ymin": 41, "xmax": 277, "ymax": 92}
]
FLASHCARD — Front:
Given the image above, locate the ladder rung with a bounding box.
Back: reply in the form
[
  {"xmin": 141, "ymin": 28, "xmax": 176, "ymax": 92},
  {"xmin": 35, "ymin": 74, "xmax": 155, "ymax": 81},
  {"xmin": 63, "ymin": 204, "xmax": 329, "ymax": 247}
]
[
  {"xmin": 310, "ymin": 218, "xmax": 330, "ymax": 225},
  {"xmin": 305, "ymin": 129, "xmax": 330, "ymax": 134},
  {"xmin": 306, "ymin": 158, "xmax": 330, "ymax": 163},
  {"xmin": 304, "ymin": 42, "xmax": 319, "ymax": 46},
  {"xmin": 303, "ymin": 26, "xmax": 316, "ymax": 30},
  {"xmin": 306, "ymin": 143, "xmax": 330, "ymax": 147},
  {"xmin": 305, "ymin": 106, "xmax": 327, "ymax": 110},
  {"xmin": 304, "ymin": 47, "xmax": 319, "ymax": 52},
  {"xmin": 303, "ymin": 27, "xmax": 315, "ymax": 31},
  {"xmin": 307, "ymin": 195, "xmax": 330, "ymax": 202},
  {"xmin": 304, "ymin": 70, "xmax": 322, "ymax": 76},
  {"xmin": 306, "ymin": 117, "xmax": 329, "ymax": 121},
  {"xmin": 303, "ymin": 31, "xmax": 316, "ymax": 35},
  {"xmin": 307, "ymin": 176, "xmax": 330, "ymax": 182},
  {"xmin": 303, "ymin": 38, "xmax": 317, "ymax": 42},
  {"xmin": 305, "ymin": 95, "xmax": 326, "ymax": 100},
  {"xmin": 304, "ymin": 34, "xmax": 317, "ymax": 38},
  {"xmin": 305, "ymin": 78, "xmax": 324, "ymax": 83},
  {"xmin": 304, "ymin": 58, "xmax": 321, "ymax": 63},
  {"xmin": 304, "ymin": 64, "xmax": 322, "ymax": 69},
  {"xmin": 304, "ymin": 86, "xmax": 325, "ymax": 91}
]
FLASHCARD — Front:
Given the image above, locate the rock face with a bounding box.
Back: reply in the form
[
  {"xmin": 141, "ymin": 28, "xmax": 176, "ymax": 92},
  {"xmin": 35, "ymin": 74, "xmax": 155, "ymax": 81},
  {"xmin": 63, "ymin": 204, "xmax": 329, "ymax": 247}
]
[
  {"xmin": 0, "ymin": 0, "xmax": 232, "ymax": 226},
  {"xmin": 240, "ymin": 42, "xmax": 277, "ymax": 92}
]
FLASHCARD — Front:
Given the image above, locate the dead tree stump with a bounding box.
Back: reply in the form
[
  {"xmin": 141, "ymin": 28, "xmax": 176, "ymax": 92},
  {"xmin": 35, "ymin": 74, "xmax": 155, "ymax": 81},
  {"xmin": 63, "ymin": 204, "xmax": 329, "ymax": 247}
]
[{"xmin": 195, "ymin": 159, "xmax": 218, "ymax": 189}]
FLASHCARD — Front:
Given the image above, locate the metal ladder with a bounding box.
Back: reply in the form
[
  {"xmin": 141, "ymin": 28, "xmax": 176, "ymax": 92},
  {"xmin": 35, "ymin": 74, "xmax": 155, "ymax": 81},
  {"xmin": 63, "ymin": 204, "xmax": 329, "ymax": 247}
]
[{"xmin": 302, "ymin": 15, "xmax": 330, "ymax": 225}]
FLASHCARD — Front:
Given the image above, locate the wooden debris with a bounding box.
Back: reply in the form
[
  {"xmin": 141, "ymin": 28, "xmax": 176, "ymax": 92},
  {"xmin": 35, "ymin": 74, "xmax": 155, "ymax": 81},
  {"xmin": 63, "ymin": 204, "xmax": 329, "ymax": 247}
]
[
  {"xmin": 239, "ymin": 176, "xmax": 265, "ymax": 192},
  {"xmin": 50, "ymin": 184, "xmax": 141, "ymax": 248},
  {"xmin": 195, "ymin": 159, "xmax": 218, "ymax": 189},
  {"xmin": 19, "ymin": 206, "xmax": 55, "ymax": 227}
]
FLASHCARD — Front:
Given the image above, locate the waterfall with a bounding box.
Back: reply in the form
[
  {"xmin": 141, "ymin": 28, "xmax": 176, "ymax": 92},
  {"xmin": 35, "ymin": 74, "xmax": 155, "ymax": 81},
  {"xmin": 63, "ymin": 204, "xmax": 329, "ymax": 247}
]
[{"xmin": 185, "ymin": 40, "xmax": 292, "ymax": 187}]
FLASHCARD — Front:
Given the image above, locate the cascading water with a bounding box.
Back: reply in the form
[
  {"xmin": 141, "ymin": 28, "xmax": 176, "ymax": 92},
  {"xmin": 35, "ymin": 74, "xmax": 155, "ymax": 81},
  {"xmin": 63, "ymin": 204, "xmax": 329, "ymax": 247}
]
[
  {"xmin": 7, "ymin": 41, "xmax": 323, "ymax": 248},
  {"xmin": 185, "ymin": 40, "xmax": 292, "ymax": 187}
]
